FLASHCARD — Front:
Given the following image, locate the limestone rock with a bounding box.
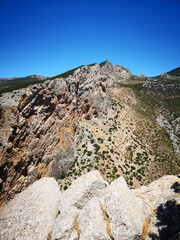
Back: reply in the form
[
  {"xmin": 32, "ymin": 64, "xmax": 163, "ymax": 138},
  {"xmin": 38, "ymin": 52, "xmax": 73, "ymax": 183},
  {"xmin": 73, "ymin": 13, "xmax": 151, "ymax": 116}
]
[
  {"xmin": 137, "ymin": 73, "xmax": 146, "ymax": 79},
  {"xmin": 53, "ymin": 173, "xmax": 149, "ymax": 240},
  {"xmin": 1, "ymin": 171, "xmax": 179, "ymax": 240},
  {"xmin": 0, "ymin": 177, "xmax": 60, "ymax": 240},
  {"xmin": 52, "ymin": 171, "xmax": 108, "ymax": 240},
  {"xmin": 78, "ymin": 197, "xmax": 111, "ymax": 240},
  {"xmin": 59, "ymin": 170, "xmax": 108, "ymax": 210},
  {"xmin": 52, "ymin": 206, "xmax": 80, "ymax": 240},
  {"xmin": 132, "ymin": 175, "xmax": 180, "ymax": 210},
  {"xmin": 146, "ymin": 180, "xmax": 180, "ymax": 240},
  {"xmin": 113, "ymin": 64, "xmax": 132, "ymax": 79},
  {"xmin": 99, "ymin": 176, "xmax": 149, "ymax": 240}
]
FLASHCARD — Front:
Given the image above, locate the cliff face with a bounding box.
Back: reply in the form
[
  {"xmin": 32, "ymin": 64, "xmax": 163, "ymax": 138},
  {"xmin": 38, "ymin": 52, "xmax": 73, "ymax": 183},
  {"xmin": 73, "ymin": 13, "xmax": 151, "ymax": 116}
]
[
  {"xmin": 0, "ymin": 61, "xmax": 179, "ymax": 207},
  {"xmin": 0, "ymin": 171, "xmax": 179, "ymax": 240}
]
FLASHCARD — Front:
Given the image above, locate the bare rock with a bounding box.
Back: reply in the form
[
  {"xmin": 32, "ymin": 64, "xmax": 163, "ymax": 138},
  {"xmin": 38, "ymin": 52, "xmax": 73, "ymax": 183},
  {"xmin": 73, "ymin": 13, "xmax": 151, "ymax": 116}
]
[
  {"xmin": 113, "ymin": 64, "xmax": 132, "ymax": 79},
  {"xmin": 99, "ymin": 176, "xmax": 148, "ymax": 240},
  {"xmin": 146, "ymin": 180, "xmax": 180, "ymax": 240},
  {"xmin": 0, "ymin": 177, "xmax": 60, "ymax": 240},
  {"xmin": 53, "ymin": 173, "xmax": 149, "ymax": 240},
  {"xmin": 52, "ymin": 171, "xmax": 108, "ymax": 239},
  {"xmin": 78, "ymin": 197, "xmax": 111, "ymax": 240},
  {"xmin": 132, "ymin": 175, "xmax": 180, "ymax": 210},
  {"xmin": 52, "ymin": 206, "xmax": 80, "ymax": 240},
  {"xmin": 59, "ymin": 170, "xmax": 108, "ymax": 210}
]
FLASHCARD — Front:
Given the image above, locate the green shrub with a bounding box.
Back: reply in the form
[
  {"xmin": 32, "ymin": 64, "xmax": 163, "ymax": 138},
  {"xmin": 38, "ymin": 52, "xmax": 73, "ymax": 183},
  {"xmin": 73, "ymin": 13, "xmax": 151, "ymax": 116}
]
[
  {"xmin": 93, "ymin": 144, "xmax": 100, "ymax": 153},
  {"xmin": 60, "ymin": 172, "xmax": 66, "ymax": 179},
  {"xmin": 97, "ymin": 137, "xmax": 104, "ymax": 143},
  {"xmin": 87, "ymin": 151, "xmax": 92, "ymax": 156}
]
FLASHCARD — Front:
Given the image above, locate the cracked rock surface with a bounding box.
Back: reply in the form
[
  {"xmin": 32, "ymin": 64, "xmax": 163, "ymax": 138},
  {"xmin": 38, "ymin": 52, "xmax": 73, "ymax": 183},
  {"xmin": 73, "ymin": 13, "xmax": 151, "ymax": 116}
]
[{"xmin": 0, "ymin": 171, "xmax": 179, "ymax": 240}]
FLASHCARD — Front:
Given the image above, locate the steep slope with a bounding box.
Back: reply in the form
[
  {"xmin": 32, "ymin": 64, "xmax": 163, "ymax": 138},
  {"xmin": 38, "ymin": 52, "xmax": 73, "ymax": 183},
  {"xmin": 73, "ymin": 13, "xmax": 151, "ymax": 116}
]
[
  {"xmin": 0, "ymin": 61, "xmax": 179, "ymax": 207},
  {"xmin": 143, "ymin": 70, "xmax": 180, "ymax": 158}
]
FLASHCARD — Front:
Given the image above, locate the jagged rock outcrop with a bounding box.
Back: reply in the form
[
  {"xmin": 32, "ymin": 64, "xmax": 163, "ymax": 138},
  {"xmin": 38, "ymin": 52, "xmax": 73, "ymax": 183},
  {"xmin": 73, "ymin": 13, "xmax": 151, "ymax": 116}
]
[
  {"xmin": 52, "ymin": 171, "xmax": 180, "ymax": 240},
  {"xmin": 0, "ymin": 177, "xmax": 60, "ymax": 240},
  {"xmin": 0, "ymin": 171, "xmax": 179, "ymax": 240}
]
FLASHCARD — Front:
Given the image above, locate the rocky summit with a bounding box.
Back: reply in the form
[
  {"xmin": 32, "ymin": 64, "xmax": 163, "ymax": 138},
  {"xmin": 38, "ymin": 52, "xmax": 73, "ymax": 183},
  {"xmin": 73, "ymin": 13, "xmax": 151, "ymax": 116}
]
[
  {"xmin": 0, "ymin": 171, "xmax": 179, "ymax": 240},
  {"xmin": 0, "ymin": 60, "xmax": 179, "ymax": 239}
]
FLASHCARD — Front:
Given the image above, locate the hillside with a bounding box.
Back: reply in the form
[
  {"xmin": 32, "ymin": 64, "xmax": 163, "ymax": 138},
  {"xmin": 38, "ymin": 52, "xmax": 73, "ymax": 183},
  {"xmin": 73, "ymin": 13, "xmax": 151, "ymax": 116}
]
[
  {"xmin": 0, "ymin": 75, "xmax": 48, "ymax": 95},
  {"xmin": 0, "ymin": 61, "xmax": 179, "ymax": 208}
]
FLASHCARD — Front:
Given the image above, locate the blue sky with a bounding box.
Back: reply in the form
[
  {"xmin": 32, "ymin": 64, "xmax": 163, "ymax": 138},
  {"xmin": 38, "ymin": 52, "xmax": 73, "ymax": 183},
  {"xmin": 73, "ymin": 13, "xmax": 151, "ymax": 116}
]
[{"xmin": 0, "ymin": 0, "xmax": 180, "ymax": 77}]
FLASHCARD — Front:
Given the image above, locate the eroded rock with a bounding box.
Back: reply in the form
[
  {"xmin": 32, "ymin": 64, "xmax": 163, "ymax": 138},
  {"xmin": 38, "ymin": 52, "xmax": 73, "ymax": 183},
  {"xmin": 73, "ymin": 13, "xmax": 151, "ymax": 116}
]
[{"xmin": 0, "ymin": 177, "xmax": 60, "ymax": 240}]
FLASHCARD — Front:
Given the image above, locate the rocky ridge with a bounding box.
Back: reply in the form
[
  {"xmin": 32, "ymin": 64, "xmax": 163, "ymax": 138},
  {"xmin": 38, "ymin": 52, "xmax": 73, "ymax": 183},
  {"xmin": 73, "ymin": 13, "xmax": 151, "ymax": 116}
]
[
  {"xmin": 0, "ymin": 171, "xmax": 179, "ymax": 240},
  {"xmin": 0, "ymin": 61, "xmax": 179, "ymax": 208}
]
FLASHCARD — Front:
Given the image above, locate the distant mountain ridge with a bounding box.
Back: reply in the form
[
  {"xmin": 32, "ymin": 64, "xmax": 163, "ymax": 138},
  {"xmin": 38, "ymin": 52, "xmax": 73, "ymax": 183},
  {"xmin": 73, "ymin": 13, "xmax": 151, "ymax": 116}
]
[
  {"xmin": 0, "ymin": 75, "xmax": 47, "ymax": 92},
  {"xmin": 0, "ymin": 61, "xmax": 179, "ymax": 98},
  {"xmin": 167, "ymin": 67, "xmax": 180, "ymax": 77}
]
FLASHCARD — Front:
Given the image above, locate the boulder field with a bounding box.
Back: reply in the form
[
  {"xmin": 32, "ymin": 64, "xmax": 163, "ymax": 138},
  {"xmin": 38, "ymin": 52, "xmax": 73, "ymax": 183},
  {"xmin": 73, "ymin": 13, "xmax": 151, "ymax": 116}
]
[{"xmin": 0, "ymin": 170, "xmax": 179, "ymax": 240}]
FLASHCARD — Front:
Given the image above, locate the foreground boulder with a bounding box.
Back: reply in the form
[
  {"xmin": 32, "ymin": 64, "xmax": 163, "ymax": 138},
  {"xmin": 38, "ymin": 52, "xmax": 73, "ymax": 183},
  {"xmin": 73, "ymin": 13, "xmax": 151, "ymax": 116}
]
[
  {"xmin": 52, "ymin": 172, "xmax": 180, "ymax": 240},
  {"xmin": 0, "ymin": 177, "xmax": 60, "ymax": 240},
  {"xmin": 59, "ymin": 170, "xmax": 108, "ymax": 210},
  {"xmin": 0, "ymin": 171, "xmax": 179, "ymax": 240},
  {"xmin": 52, "ymin": 170, "xmax": 108, "ymax": 240},
  {"xmin": 146, "ymin": 181, "xmax": 180, "ymax": 240},
  {"xmin": 52, "ymin": 174, "xmax": 149, "ymax": 240},
  {"xmin": 133, "ymin": 175, "xmax": 180, "ymax": 240}
]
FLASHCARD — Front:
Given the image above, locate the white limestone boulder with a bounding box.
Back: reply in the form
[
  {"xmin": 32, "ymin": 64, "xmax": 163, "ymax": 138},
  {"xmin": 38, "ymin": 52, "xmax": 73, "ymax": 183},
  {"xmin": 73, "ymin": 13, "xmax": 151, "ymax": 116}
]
[
  {"xmin": 78, "ymin": 197, "xmax": 111, "ymax": 240},
  {"xmin": 0, "ymin": 177, "xmax": 60, "ymax": 240},
  {"xmin": 52, "ymin": 171, "xmax": 108, "ymax": 239},
  {"xmin": 59, "ymin": 170, "xmax": 108, "ymax": 210},
  {"xmin": 52, "ymin": 206, "xmax": 79, "ymax": 240},
  {"xmin": 132, "ymin": 175, "xmax": 180, "ymax": 210},
  {"xmin": 99, "ymin": 176, "xmax": 149, "ymax": 240}
]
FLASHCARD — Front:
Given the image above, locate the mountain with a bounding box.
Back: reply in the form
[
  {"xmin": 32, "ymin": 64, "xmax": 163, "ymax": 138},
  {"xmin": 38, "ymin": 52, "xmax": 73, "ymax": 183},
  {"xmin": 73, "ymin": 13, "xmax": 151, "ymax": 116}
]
[
  {"xmin": 0, "ymin": 75, "xmax": 48, "ymax": 95},
  {"xmin": 0, "ymin": 61, "xmax": 179, "ymax": 209},
  {"xmin": 166, "ymin": 67, "xmax": 180, "ymax": 77}
]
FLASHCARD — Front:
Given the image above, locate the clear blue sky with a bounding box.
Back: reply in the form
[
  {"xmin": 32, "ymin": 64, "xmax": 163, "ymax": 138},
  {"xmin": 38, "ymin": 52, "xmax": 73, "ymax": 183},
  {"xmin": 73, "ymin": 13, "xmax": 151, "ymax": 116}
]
[{"xmin": 0, "ymin": 0, "xmax": 180, "ymax": 78}]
